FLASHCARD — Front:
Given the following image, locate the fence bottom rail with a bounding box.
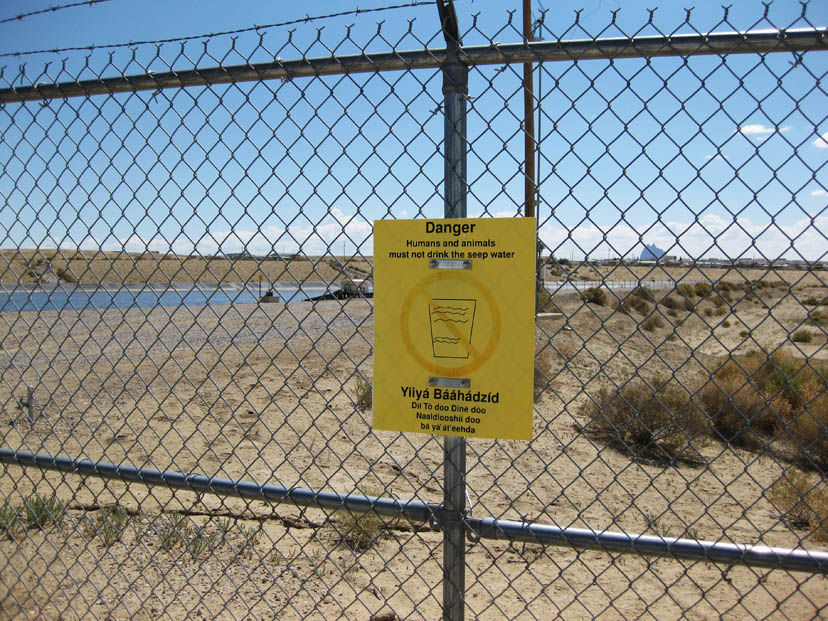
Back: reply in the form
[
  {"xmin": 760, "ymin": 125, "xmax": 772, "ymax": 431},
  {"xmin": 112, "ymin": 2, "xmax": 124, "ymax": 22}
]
[{"xmin": 3, "ymin": 448, "xmax": 827, "ymax": 575}]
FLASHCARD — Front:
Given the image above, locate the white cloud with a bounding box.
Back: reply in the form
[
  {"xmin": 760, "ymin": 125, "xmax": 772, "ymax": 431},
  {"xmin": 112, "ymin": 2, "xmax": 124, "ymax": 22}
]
[
  {"xmin": 739, "ymin": 124, "xmax": 791, "ymax": 138},
  {"xmin": 811, "ymin": 189, "xmax": 827, "ymax": 197},
  {"xmin": 813, "ymin": 132, "xmax": 828, "ymax": 149},
  {"xmin": 739, "ymin": 124, "xmax": 774, "ymax": 135}
]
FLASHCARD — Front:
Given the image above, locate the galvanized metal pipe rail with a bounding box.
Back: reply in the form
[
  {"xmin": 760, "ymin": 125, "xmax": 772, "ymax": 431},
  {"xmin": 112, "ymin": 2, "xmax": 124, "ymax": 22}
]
[
  {"xmin": 0, "ymin": 448, "xmax": 435, "ymax": 523},
  {"xmin": 0, "ymin": 28, "xmax": 825, "ymax": 103},
  {"xmin": 3, "ymin": 448, "xmax": 828, "ymax": 574}
]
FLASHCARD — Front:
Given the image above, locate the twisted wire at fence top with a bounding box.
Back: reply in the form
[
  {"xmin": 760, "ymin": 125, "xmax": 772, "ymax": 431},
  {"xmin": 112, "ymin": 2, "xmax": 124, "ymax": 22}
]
[
  {"xmin": 0, "ymin": 0, "xmax": 112, "ymax": 27},
  {"xmin": 0, "ymin": 0, "xmax": 439, "ymax": 59}
]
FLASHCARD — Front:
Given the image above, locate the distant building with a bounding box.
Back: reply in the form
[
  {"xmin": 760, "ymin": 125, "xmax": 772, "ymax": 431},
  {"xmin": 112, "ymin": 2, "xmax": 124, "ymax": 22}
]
[{"xmin": 640, "ymin": 243, "xmax": 666, "ymax": 261}]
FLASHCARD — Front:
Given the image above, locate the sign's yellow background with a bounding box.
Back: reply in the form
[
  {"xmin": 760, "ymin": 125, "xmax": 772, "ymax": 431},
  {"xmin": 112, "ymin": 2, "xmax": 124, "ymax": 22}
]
[{"xmin": 373, "ymin": 217, "xmax": 535, "ymax": 440}]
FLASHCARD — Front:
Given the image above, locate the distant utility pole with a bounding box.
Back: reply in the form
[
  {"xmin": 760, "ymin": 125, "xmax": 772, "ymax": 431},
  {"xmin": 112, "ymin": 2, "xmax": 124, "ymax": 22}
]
[{"xmin": 523, "ymin": 0, "xmax": 535, "ymax": 219}]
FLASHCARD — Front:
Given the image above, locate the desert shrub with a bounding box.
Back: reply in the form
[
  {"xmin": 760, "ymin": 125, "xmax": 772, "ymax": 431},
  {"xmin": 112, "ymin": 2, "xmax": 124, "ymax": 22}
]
[
  {"xmin": 581, "ymin": 378, "xmax": 708, "ymax": 462},
  {"xmin": 642, "ymin": 315, "xmax": 665, "ymax": 332},
  {"xmin": 660, "ymin": 296, "xmax": 679, "ymax": 310},
  {"xmin": 704, "ymin": 307, "xmax": 714, "ymax": 318},
  {"xmin": 723, "ymin": 320, "xmax": 731, "ymax": 328},
  {"xmin": 770, "ymin": 469, "xmax": 828, "ymax": 542},
  {"xmin": 712, "ymin": 295, "xmax": 727, "ymax": 308},
  {"xmin": 667, "ymin": 308, "xmax": 678, "ymax": 318},
  {"xmin": 682, "ymin": 298, "xmax": 695, "ymax": 312},
  {"xmin": 617, "ymin": 294, "xmax": 651, "ymax": 316},
  {"xmin": 676, "ymin": 283, "xmax": 696, "ymax": 299},
  {"xmin": 632, "ymin": 286, "xmax": 655, "ymax": 301},
  {"xmin": 699, "ymin": 351, "xmax": 828, "ymax": 451},
  {"xmin": 694, "ymin": 282, "xmax": 712, "ymax": 297},
  {"xmin": 803, "ymin": 296, "xmax": 820, "ymax": 306},
  {"xmin": 789, "ymin": 393, "xmax": 828, "ymax": 471},
  {"xmin": 739, "ymin": 330, "xmax": 750, "ymax": 337},
  {"xmin": 809, "ymin": 311, "xmax": 828, "ymax": 326},
  {"xmin": 55, "ymin": 267, "xmax": 76, "ymax": 283},
  {"xmin": 537, "ymin": 289, "xmax": 555, "ymax": 313},
  {"xmin": 352, "ymin": 376, "xmax": 372, "ymax": 411},
  {"xmin": 792, "ymin": 329, "xmax": 813, "ymax": 344},
  {"xmin": 583, "ymin": 287, "xmax": 608, "ymax": 306},
  {"xmin": 715, "ymin": 306, "xmax": 727, "ymax": 317}
]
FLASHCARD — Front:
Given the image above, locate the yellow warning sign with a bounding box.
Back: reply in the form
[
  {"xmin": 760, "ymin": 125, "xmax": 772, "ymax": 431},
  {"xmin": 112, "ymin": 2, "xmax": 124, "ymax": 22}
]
[{"xmin": 373, "ymin": 217, "xmax": 536, "ymax": 440}]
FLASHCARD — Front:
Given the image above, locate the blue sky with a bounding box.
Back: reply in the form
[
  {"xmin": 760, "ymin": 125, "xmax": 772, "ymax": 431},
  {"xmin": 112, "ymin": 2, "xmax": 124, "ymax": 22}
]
[{"xmin": 0, "ymin": 0, "xmax": 826, "ymax": 262}]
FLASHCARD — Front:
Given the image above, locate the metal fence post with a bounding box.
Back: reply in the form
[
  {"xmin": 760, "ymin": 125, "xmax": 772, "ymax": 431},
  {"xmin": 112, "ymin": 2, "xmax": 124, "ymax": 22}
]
[{"xmin": 437, "ymin": 1, "xmax": 468, "ymax": 619}]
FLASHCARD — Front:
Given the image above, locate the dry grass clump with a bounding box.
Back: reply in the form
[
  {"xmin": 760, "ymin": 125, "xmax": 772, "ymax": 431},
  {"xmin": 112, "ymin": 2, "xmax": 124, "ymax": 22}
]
[
  {"xmin": 84, "ymin": 506, "xmax": 131, "ymax": 546},
  {"xmin": 1, "ymin": 494, "xmax": 66, "ymax": 540},
  {"xmin": 809, "ymin": 310, "xmax": 828, "ymax": 326},
  {"xmin": 752, "ymin": 279, "xmax": 787, "ymax": 291},
  {"xmin": 791, "ymin": 329, "xmax": 814, "ymax": 343},
  {"xmin": 537, "ymin": 289, "xmax": 556, "ymax": 313},
  {"xmin": 660, "ymin": 296, "xmax": 680, "ymax": 310},
  {"xmin": 676, "ymin": 283, "xmax": 696, "ymax": 299},
  {"xmin": 642, "ymin": 315, "xmax": 665, "ymax": 332},
  {"xmin": 694, "ymin": 282, "xmax": 712, "ymax": 297},
  {"xmin": 352, "ymin": 376, "xmax": 373, "ymax": 412},
  {"xmin": 769, "ymin": 469, "xmax": 828, "ymax": 542},
  {"xmin": 331, "ymin": 486, "xmax": 393, "ymax": 553},
  {"xmin": 583, "ymin": 287, "xmax": 609, "ymax": 306},
  {"xmin": 715, "ymin": 280, "xmax": 743, "ymax": 293},
  {"xmin": 631, "ymin": 286, "xmax": 656, "ymax": 302},
  {"xmin": 617, "ymin": 294, "xmax": 651, "ymax": 316},
  {"xmin": 54, "ymin": 267, "xmax": 77, "ymax": 283}
]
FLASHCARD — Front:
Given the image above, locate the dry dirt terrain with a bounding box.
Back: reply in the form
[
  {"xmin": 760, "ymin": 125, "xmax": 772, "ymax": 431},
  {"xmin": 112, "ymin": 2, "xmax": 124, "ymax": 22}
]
[{"xmin": 0, "ymin": 261, "xmax": 827, "ymax": 619}]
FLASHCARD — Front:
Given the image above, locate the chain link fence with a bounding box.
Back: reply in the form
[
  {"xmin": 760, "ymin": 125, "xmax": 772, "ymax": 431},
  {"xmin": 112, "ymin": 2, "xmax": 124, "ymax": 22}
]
[{"xmin": 1, "ymin": 4, "xmax": 827, "ymax": 619}]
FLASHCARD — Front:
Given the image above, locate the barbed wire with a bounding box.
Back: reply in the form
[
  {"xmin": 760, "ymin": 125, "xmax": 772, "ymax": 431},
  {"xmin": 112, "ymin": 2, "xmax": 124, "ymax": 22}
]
[
  {"xmin": 0, "ymin": 0, "xmax": 113, "ymax": 27},
  {"xmin": 0, "ymin": 1, "xmax": 437, "ymax": 59}
]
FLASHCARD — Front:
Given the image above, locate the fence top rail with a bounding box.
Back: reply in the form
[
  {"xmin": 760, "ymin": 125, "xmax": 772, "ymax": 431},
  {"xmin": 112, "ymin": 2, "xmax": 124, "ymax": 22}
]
[{"xmin": 0, "ymin": 27, "xmax": 825, "ymax": 104}]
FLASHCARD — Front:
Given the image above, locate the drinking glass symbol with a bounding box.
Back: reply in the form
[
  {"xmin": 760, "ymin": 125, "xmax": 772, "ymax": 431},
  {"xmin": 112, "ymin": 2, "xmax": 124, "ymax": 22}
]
[{"xmin": 429, "ymin": 299, "xmax": 477, "ymax": 358}]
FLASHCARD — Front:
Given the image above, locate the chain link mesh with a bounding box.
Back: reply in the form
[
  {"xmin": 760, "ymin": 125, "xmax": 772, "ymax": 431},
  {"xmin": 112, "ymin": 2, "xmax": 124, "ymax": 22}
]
[{"xmin": 1, "ymin": 6, "xmax": 827, "ymax": 619}]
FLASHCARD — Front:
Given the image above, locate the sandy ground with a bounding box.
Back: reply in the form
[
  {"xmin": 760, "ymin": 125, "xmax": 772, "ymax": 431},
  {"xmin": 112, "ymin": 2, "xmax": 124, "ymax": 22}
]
[{"xmin": 0, "ymin": 267, "xmax": 827, "ymax": 619}]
